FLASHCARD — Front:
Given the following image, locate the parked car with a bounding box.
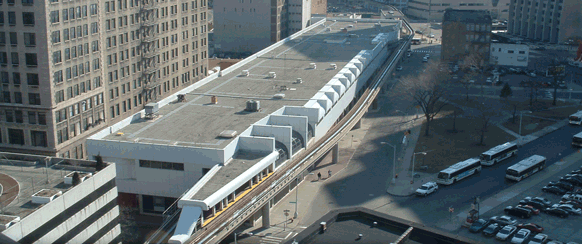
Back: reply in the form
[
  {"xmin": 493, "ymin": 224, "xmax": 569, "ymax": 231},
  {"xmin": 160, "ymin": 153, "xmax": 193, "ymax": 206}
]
[
  {"xmin": 469, "ymin": 219, "xmax": 490, "ymax": 233},
  {"xmin": 528, "ymin": 233, "xmax": 549, "ymax": 244},
  {"xmin": 422, "ymin": 57, "xmax": 428, "ymax": 62},
  {"xmin": 490, "ymin": 215, "xmax": 519, "ymax": 226},
  {"xmin": 547, "ymin": 241, "xmax": 565, "ymax": 244},
  {"xmin": 511, "ymin": 229, "xmax": 531, "ymax": 244},
  {"xmin": 517, "ymin": 205, "xmax": 540, "ymax": 215},
  {"xmin": 551, "ymin": 204, "xmax": 582, "ymax": 215},
  {"xmin": 483, "ymin": 223, "xmax": 503, "ymax": 237},
  {"xmin": 496, "ymin": 225, "xmax": 518, "ymax": 241},
  {"xmin": 425, "ymin": 54, "xmax": 430, "ymax": 59},
  {"xmin": 559, "ymin": 83, "xmax": 568, "ymax": 89},
  {"xmin": 505, "ymin": 206, "xmax": 533, "ymax": 218},
  {"xmin": 562, "ymin": 193, "xmax": 582, "ymax": 202},
  {"xmin": 571, "ymin": 169, "xmax": 582, "ymax": 174},
  {"xmin": 517, "ymin": 223, "xmax": 544, "ymax": 233},
  {"xmin": 559, "ymin": 200, "xmax": 582, "ymax": 209},
  {"xmin": 528, "ymin": 72, "xmax": 537, "ymax": 77},
  {"xmin": 396, "ymin": 66, "xmax": 403, "ymax": 71},
  {"xmin": 519, "ymin": 200, "xmax": 547, "ymax": 210},
  {"xmin": 560, "ymin": 177, "xmax": 582, "ymax": 186},
  {"xmin": 542, "ymin": 186, "xmax": 568, "ymax": 195},
  {"xmin": 544, "ymin": 207, "xmax": 569, "ymax": 218},
  {"xmin": 415, "ymin": 182, "xmax": 438, "ymax": 196},
  {"xmin": 521, "ymin": 197, "xmax": 551, "ymax": 208},
  {"xmin": 548, "ymin": 181, "xmax": 574, "ymax": 191},
  {"xmin": 486, "ymin": 77, "xmax": 492, "ymax": 83},
  {"xmin": 406, "ymin": 53, "xmax": 411, "ymax": 57}
]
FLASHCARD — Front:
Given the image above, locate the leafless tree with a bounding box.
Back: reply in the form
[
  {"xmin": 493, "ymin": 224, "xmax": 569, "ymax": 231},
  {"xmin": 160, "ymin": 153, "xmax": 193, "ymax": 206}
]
[
  {"xmin": 458, "ymin": 71, "xmax": 476, "ymax": 101},
  {"xmin": 396, "ymin": 60, "xmax": 452, "ymax": 136},
  {"xmin": 476, "ymin": 103, "xmax": 495, "ymax": 146}
]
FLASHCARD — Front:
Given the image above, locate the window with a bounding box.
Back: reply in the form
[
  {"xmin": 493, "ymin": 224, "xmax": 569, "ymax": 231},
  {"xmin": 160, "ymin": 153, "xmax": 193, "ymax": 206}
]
[
  {"xmin": 22, "ymin": 0, "xmax": 33, "ymax": 5},
  {"xmin": 12, "ymin": 72, "xmax": 20, "ymax": 84},
  {"xmin": 53, "ymin": 51, "xmax": 62, "ymax": 63},
  {"xmin": 14, "ymin": 92, "xmax": 22, "ymax": 103},
  {"xmin": 9, "ymin": 32, "xmax": 17, "ymax": 45},
  {"xmin": 53, "ymin": 70, "xmax": 63, "ymax": 83},
  {"xmin": 8, "ymin": 129, "xmax": 24, "ymax": 145},
  {"xmin": 14, "ymin": 110, "xmax": 23, "ymax": 123},
  {"xmin": 52, "ymin": 31, "xmax": 60, "ymax": 43},
  {"xmin": 25, "ymin": 53, "xmax": 37, "ymax": 66},
  {"xmin": 38, "ymin": 112, "xmax": 46, "ymax": 125},
  {"xmin": 139, "ymin": 160, "xmax": 185, "ymax": 171},
  {"xmin": 0, "ymin": 52, "xmax": 6, "ymax": 65},
  {"xmin": 0, "ymin": 32, "xmax": 5, "ymax": 45},
  {"xmin": 50, "ymin": 11, "xmax": 59, "ymax": 23},
  {"xmin": 519, "ymin": 50, "xmax": 526, "ymax": 54},
  {"xmin": 11, "ymin": 52, "xmax": 19, "ymax": 65},
  {"xmin": 28, "ymin": 93, "xmax": 40, "ymax": 105},
  {"xmin": 508, "ymin": 50, "xmax": 515, "ymax": 53},
  {"xmin": 31, "ymin": 131, "xmax": 47, "ymax": 147},
  {"xmin": 23, "ymin": 33, "xmax": 35, "ymax": 46},
  {"xmin": 22, "ymin": 12, "xmax": 35, "ymax": 25},
  {"xmin": 8, "ymin": 12, "xmax": 16, "ymax": 25},
  {"xmin": 5, "ymin": 110, "xmax": 13, "ymax": 122}
]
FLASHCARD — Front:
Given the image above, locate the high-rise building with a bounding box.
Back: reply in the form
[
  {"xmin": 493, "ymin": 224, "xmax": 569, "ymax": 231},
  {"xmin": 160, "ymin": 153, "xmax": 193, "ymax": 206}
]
[
  {"xmin": 441, "ymin": 9, "xmax": 492, "ymax": 63},
  {"xmin": 0, "ymin": 0, "xmax": 209, "ymax": 158},
  {"xmin": 508, "ymin": 0, "xmax": 582, "ymax": 44},
  {"xmin": 213, "ymin": 0, "xmax": 324, "ymax": 56},
  {"xmin": 407, "ymin": 0, "xmax": 510, "ymax": 22}
]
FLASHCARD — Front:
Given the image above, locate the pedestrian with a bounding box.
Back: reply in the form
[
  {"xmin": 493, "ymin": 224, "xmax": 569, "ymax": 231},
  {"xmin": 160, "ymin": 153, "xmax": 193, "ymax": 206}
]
[
  {"xmin": 317, "ymin": 172, "xmax": 322, "ymax": 180},
  {"xmin": 328, "ymin": 169, "xmax": 332, "ymax": 178}
]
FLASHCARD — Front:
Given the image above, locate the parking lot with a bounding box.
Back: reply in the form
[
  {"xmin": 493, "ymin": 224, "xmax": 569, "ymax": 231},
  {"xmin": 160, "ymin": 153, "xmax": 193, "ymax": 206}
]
[{"xmin": 460, "ymin": 158, "xmax": 582, "ymax": 243}]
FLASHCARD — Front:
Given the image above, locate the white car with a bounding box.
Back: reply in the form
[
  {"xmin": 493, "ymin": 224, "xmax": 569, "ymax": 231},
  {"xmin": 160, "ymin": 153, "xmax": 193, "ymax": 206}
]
[
  {"xmin": 425, "ymin": 54, "xmax": 430, "ymax": 59},
  {"xmin": 496, "ymin": 225, "xmax": 518, "ymax": 241},
  {"xmin": 415, "ymin": 182, "xmax": 438, "ymax": 196},
  {"xmin": 552, "ymin": 204, "xmax": 582, "ymax": 215},
  {"xmin": 406, "ymin": 53, "xmax": 411, "ymax": 57},
  {"xmin": 486, "ymin": 77, "xmax": 492, "ymax": 83},
  {"xmin": 511, "ymin": 229, "xmax": 531, "ymax": 244},
  {"xmin": 528, "ymin": 233, "xmax": 548, "ymax": 244},
  {"xmin": 396, "ymin": 66, "xmax": 403, "ymax": 71}
]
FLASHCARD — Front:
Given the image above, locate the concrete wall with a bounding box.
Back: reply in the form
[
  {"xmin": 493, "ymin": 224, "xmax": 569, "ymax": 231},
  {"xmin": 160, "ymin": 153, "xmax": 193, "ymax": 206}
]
[
  {"xmin": 490, "ymin": 43, "xmax": 529, "ymax": 67},
  {"xmin": 251, "ymin": 125, "xmax": 293, "ymax": 160},
  {"xmin": 237, "ymin": 136, "xmax": 275, "ymax": 154},
  {"xmin": 2, "ymin": 164, "xmax": 118, "ymax": 242},
  {"xmin": 268, "ymin": 115, "xmax": 309, "ymax": 147},
  {"xmin": 214, "ymin": 0, "xmax": 273, "ymax": 53}
]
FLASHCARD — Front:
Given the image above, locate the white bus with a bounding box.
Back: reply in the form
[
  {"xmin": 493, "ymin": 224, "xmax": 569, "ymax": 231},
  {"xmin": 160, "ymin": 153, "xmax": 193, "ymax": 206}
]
[
  {"xmin": 569, "ymin": 111, "xmax": 582, "ymax": 125},
  {"xmin": 573, "ymin": 131, "xmax": 582, "ymax": 147},
  {"xmin": 480, "ymin": 142, "xmax": 518, "ymax": 166},
  {"xmin": 436, "ymin": 158, "xmax": 482, "ymax": 185},
  {"xmin": 505, "ymin": 155, "xmax": 546, "ymax": 182}
]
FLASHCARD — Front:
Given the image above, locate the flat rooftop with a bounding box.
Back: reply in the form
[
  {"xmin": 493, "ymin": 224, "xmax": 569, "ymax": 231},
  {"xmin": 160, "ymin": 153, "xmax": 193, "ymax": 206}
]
[
  {"xmin": 0, "ymin": 153, "xmax": 100, "ymax": 225},
  {"xmin": 104, "ymin": 20, "xmax": 398, "ymax": 149},
  {"xmin": 191, "ymin": 150, "xmax": 269, "ymax": 200}
]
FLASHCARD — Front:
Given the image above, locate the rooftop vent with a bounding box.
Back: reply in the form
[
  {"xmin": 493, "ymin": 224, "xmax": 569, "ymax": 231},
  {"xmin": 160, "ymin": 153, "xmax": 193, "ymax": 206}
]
[
  {"xmin": 211, "ymin": 96, "xmax": 218, "ymax": 104},
  {"xmin": 330, "ymin": 64, "xmax": 337, "ymax": 69},
  {"xmin": 326, "ymin": 27, "xmax": 332, "ymax": 32},
  {"xmin": 273, "ymin": 93, "xmax": 286, "ymax": 99},
  {"xmin": 177, "ymin": 94, "xmax": 187, "ymax": 102},
  {"xmin": 32, "ymin": 189, "xmax": 62, "ymax": 204},
  {"xmin": 296, "ymin": 78, "xmax": 303, "ymax": 84},
  {"xmin": 310, "ymin": 63, "xmax": 317, "ymax": 69},
  {"xmin": 245, "ymin": 100, "xmax": 260, "ymax": 112},
  {"xmin": 0, "ymin": 215, "xmax": 20, "ymax": 231},
  {"xmin": 219, "ymin": 130, "xmax": 238, "ymax": 138},
  {"xmin": 341, "ymin": 28, "xmax": 348, "ymax": 33},
  {"xmin": 144, "ymin": 103, "xmax": 159, "ymax": 119},
  {"xmin": 294, "ymin": 37, "xmax": 303, "ymax": 43},
  {"xmin": 241, "ymin": 70, "xmax": 249, "ymax": 76},
  {"xmin": 348, "ymin": 25, "xmax": 354, "ymax": 28},
  {"xmin": 269, "ymin": 72, "xmax": 277, "ymax": 78}
]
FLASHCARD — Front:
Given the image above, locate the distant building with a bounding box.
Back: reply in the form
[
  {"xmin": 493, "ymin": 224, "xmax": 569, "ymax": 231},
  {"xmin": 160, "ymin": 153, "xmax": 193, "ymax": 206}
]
[
  {"xmin": 0, "ymin": 153, "xmax": 119, "ymax": 243},
  {"xmin": 490, "ymin": 43, "xmax": 530, "ymax": 67},
  {"xmin": 407, "ymin": 0, "xmax": 510, "ymax": 22},
  {"xmin": 214, "ymin": 0, "xmax": 325, "ymax": 55},
  {"xmin": 508, "ymin": 0, "xmax": 582, "ymax": 44},
  {"xmin": 441, "ymin": 9, "xmax": 492, "ymax": 63}
]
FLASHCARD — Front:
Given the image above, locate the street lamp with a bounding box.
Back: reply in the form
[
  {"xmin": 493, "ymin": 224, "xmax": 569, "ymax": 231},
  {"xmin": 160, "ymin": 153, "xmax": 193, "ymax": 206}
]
[
  {"xmin": 294, "ymin": 177, "xmax": 299, "ymax": 219},
  {"xmin": 411, "ymin": 151, "xmax": 429, "ymax": 183},
  {"xmin": 569, "ymin": 88, "xmax": 573, "ymax": 101},
  {"xmin": 380, "ymin": 142, "xmax": 397, "ymax": 184},
  {"xmin": 519, "ymin": 110, "xmax": 533, "ymax": 145}
]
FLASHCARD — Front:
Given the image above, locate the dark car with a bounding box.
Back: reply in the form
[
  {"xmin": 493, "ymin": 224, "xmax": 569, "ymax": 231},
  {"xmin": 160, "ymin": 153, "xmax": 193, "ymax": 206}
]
[
  {"xmin": 483, "ymin": 223, "xmax": 503, "ymax": 237},
  {"xmin": 517, "ymin": 223, "xmax": 544, "ymax": 233},
  {"xmin": 544, "ymin": 207, "xmax": 569, "ymax": 218},
  {"xmin": 469, "ymin": 219, "xmax": 490, "ymax": 233},
  {"xmin": 542, "ymin": 186, "xmax": 569, "ymax": 195},
  {"xmin": 560, "ymin": 177, "xmax": 582, "ymax": 186},
  {"xmin": 548, "ymin": 181, "xmax": 574, "ymax": 191},
  {"xmin": 521, "ymin": 197, "xmax": 552, "ymax": 208},
  {"xmin": 505, "ymin": 206, "xmax": 532, "ymax": 218},
  {"xmin": 571, "ymin": 169, "xmax": 582, "ymax": 174},
  {"xmin": 519, "ymin": 200, "xmax": 547, "ymax": 210},
  {"xmin": 559, "ymin": 200, "xmax": 582, "ymax": 209}
]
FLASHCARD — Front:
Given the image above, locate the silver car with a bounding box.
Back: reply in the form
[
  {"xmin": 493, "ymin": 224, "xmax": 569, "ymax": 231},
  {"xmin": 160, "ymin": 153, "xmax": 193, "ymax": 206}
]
[
  {"xmin": 553, "ymin": 204, "xmax": 582, "ymax": 215},
  {"xmin": 490, "ymin": 215, "xmax": 518, "ymax": 226},
  {"xmin": 496, "ymin": 225, "xmax": 518, "ymax": 241},
  {"xmin": 528, "ymin": 233, "xmax": 548, "ymax": 244}
]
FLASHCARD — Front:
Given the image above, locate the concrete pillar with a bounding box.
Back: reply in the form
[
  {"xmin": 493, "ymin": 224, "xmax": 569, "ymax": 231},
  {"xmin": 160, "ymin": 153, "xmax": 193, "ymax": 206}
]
[
  {"xmin": 232, "ymin": 192, "xmax": 236, "ymax": 201},
  {"xmin": 372, "ymin": 98, "xmax": 378, "ymax": 110},
  {"xmin": 353, "ymin": 119, "xmax": 362, "ymax": 130},
  {"xmin": 332, "ymin": 143, "xmax": 339, "ymax": 164},
  {"xmin": 261, "ymin": 204, "xmax": 270, "ymax": 227}
]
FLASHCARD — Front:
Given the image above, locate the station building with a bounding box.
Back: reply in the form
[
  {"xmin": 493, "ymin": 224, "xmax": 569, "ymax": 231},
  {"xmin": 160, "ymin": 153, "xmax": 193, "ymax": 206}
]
[{"xmin": 86, "ymin": 17, "xmax": 405, "ymax": 243}]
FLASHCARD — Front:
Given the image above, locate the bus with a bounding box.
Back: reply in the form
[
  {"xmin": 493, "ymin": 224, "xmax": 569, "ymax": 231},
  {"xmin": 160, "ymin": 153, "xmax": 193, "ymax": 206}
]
[
  {"xmin": 505, "ymin": 155, "xmax": 546, "ymax": 181},
  {"xmin": 412, "ymin": 38, "xmax": 421, "ymax": 45},
  {"xmin": 569, "ymin": 111, "xmax": 582, "ymax": 125},
  {"xmin": 573, "ymin": 131, "xmax": 582, "ymax": 147},
  {"xmin": 480, "ymin": 142, "xmax": 518, "ymax": 166},
  {"xmin": 436, "ymin": 158, "xmax": 482, "ymax": 185}
]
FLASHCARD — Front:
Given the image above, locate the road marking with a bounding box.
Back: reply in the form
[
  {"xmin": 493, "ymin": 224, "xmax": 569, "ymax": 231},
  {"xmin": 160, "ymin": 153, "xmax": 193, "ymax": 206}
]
[{"xmin": 285, "ymin": 232, "xmax": 293, "ymax": 239}]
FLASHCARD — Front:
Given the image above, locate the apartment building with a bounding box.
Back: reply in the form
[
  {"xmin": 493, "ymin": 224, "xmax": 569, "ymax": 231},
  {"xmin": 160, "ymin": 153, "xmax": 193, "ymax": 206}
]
[
  {"xmin": 441, "ymin": 9, "xmax": 492, "ymax": 63},
  {"xmin": 508, "ymin": 0, "xmax": 582, "ymax": 44},
  {"xmin": 0, "ymin": 0, "xmax": 209, "ymax": 158},
  {"xmin": 407, "ymin": 0, "xmax": 510, "ymax": 22},
  {"xmin": 214, "ymin": 0, "xmax": 323, "ymax": 55}
]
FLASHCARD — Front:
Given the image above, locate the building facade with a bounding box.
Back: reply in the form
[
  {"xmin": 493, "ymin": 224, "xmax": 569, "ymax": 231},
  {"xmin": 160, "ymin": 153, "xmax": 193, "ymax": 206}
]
[
  {"xmin": 0, "ymin": 0, "xmax": 209, "ymax": 159},
  {"xmin": 0, "ymin": 153, "xmax": 119, "ymax": 243},
  {"xmin": 441, "ymin": 9, "xmax": 492, "ymax": 63},
  {"xmin": 508, "ymin": 0, "xmax": 582, "ymax": 44},
  {"xmin": 407, "ymin": 0, "xmax": 510, "ymax": 22},
  {"xmin": 490, "ymin": 43, "xmax": 529, "ymax": 67}
]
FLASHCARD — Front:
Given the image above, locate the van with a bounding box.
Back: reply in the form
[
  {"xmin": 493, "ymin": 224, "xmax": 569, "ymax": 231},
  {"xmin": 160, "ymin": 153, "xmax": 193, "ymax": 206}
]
[{"xmin": 504, "ymin": 206, "xmax": 532, "ymax": 218}]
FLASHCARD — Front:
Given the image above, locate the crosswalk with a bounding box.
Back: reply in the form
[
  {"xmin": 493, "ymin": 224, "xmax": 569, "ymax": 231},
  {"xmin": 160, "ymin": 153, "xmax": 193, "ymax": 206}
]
[
  {"xmin": 540, "ymin": 90, "xmax": 553, "ymax": 99},
  {"xmin": 260, "ymin": 235, "xmax": 285, "ymax": 244},
  {"xmin": 411, "ymin": 50, "xmax": 436, "ymax": 53}
]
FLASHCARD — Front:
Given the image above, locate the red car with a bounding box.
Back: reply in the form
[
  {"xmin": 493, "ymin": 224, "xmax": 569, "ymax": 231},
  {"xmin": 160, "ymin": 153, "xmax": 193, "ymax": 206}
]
[
  {"xmin": 517, "ymin": 205, "xmax": 540, "ymax": 215},
  {"xmin": 517, "ymin": 223, "xmax": 544, "ymax": 233}
]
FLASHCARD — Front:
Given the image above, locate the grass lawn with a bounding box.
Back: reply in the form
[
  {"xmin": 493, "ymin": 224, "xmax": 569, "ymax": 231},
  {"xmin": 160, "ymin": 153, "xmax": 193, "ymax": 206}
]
[
  {"xmin": 502, "ymin": 106, "xmax": 580, "ymax": 135},
  {"xmin": 414, "ymin": 117, "xmax": 516, "ymax": 173}
]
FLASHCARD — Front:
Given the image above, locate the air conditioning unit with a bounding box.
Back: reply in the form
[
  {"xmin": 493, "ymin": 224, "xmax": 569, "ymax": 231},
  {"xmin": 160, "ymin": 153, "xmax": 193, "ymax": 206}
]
[
  {"xmin": 145, "ymin": 103, "xmax": 159, "ymax": 114},
  {"xmin": 219, "ymin": 130, "xmax": 238, "ymax": 138},
  {"xmin": 273, "ymin": 93, "xmax": 286, "ymax": 99},
  {"xmin": 296, "ymin": 78, "xmax": 303, "ymax": 84},
  {"xmin": 269, "ymin": 72, "xmax": 276, "ymax": 78},
  {"xmin": 245, "ymin": 100, "xmax": 260, "ymax": 112},
  {"xmin": 330, "ymin": 64, "xmax": 337, "ymax": 69},
  {"xmin": 241, "ymin": 70, "xmax": 249, "ymax": 76},
  {"xmin": 310, "ymin": 63, "xmax": 317, "ymax": 69}
]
